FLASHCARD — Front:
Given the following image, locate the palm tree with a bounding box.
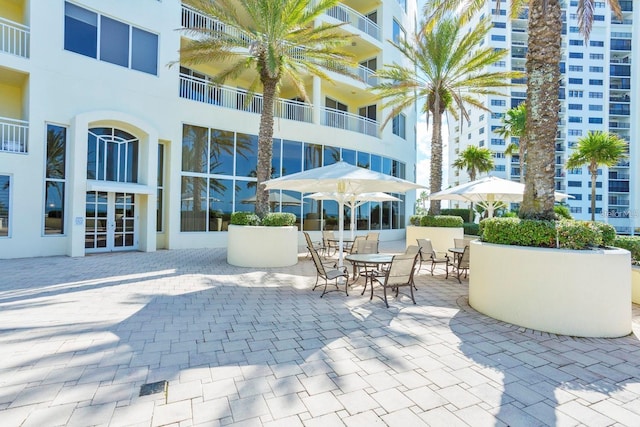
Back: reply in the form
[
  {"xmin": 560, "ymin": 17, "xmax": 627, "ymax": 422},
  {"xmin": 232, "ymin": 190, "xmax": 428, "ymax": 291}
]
[
  {"xmin": 373, "ymin": 16, "xmax": 520, "ymax": 215},
  {"xmin": 423, "ymin": 0, "xmax": 622, "ymax": 220},
  {"xmin": 566, "ymin": 131, "xmax": 628, "ymax": 222},
  {"xmin": 452, "ymin": 145, "xmax": 494, "ymax": 217},
  {"xmin": 495, "ymin": 103, "xmax": 526, "ymax": 183},
  {"xmin": 179, "ymin": 0, "xmax": 355, "ymax": 217},
  {"xmin": 452, "ymin": 145, "xmax": 494, "ymax": 182}
]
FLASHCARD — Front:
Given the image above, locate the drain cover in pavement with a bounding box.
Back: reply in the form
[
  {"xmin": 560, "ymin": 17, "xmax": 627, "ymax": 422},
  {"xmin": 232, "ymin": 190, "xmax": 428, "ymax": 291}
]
[{"xmin": 139, "ymin": 380, "xmax": 168, "ymax": 397}]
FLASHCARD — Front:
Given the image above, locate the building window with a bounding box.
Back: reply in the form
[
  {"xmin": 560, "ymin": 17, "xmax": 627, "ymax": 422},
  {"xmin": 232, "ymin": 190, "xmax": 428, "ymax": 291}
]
[
  {"xmin": 44, "ymin": 125, "xmax": 67, "ymax": 235},
  {"xmin": 491, "ymin": 35, "xmax": 506, "ymax": 42},
  {"xmin": 589, "ymin": 66, "xmax": 603, "ymax": 72},
  {"xmin": 0, "ymin": 175, "xmax": 9, "ymax": 237},
  {"xmin": 392, "ymin": 114, "xmax": 406, "ymax": 139},
  {"xmin": 392, "ymin": 19, "xmax": 405, "ymax": 43},
  {"xmin": 568, "ymin": 65, "xmax": 583, "ymax": 71},
  {"xmin": 570, "ymin": 193, "xmax": 582, "ymax": 200},
  {"xmin": 568, "ymin": 129, "xmax": 583, "ymax": 136},
  {"xmin": 589, "ymin": 104, "xmax": 603, "ymax": 111},
  {"xmin": 87, "ymin": 128, "xmax": 139, "ymax": 183},
  {"xmin": 589, "ymin": 79, "xmax": 603, "ymax": 85},
  {"xmin": 568, "ymin": 116, "xmax": 582, "ymax": 123},
  {"xmin": 569, "ymin": 39, "xmax": 584, "ymax": 46},
  {"xmin": 569, "ymin": 52, "xmax": 583, "ymax": 59},
  {"xmin": 479, "ymin": 127, "xmax": 485, "ymax": 135},
  {"xmin": 568, "ymin": 90, "xmax": 583, "ymax": 97},
  {"xmin": 568, "ymin": 78, "xmax": 583, "ymax": 84},
  {"xmin": 157, "ymin": 144, "xmax": 164, "ymax": 232},
  {"xmin": 588, "ymin": 92, "xmax": 603, "ymax": 98},
  {"xmin": 589, "ymin": 117, "xmax": 603, "ymax": 124},
  {"xmin": 64, "ymin": 2, "xmax": 158, "ymax": 75},
  {"xmin": 590, "ymin": 40, "xmax": 604, "ymax": 47},
  {"xmin": 493, "ymin": 165, "xmax": 505, "ymax": 172},
  {"xmin": 570, "ymin": 207, "xmax": 582, "ymax": 214},
  {"xmin": 491, "ymin": 138, "xmax": 505, "ymax": 145},
  {"xmin": 568, "ymin": 181, "xmax": 582, "ymax": 187},
  {"xmin": 568, "ymin": 168, "xmax": 582, "ymax": 174},
  {"xmin": 493, "ymin": 22, "xmax": 506, "ymax": 28},
  {"xmin": 490, "ymin": 99, "xmax": 506, "ymax": 106},
  {"xmin": 589, "ymin": 53, "xmax": 604, "ymax": 60},
  {"xmin": 568, "ymin": 104, "xmax": 582, "ymax": 110}
]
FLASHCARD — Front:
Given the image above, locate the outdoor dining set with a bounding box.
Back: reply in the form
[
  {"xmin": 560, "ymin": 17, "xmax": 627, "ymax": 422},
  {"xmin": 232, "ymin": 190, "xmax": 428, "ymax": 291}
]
[{"xmin": 303, "ymin": 231, "xmax": 471, "ymax": 308}]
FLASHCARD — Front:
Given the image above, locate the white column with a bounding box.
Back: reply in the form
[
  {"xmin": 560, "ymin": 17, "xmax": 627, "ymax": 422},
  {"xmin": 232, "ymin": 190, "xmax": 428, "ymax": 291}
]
[{"xmin": 312, "ymin": 76, "xmax": 321, "ymax": 125}]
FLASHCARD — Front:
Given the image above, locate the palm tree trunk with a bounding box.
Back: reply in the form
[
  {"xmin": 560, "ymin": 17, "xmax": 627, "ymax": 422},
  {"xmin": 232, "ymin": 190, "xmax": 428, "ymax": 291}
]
[
  {"xmin": 519, "ymin": 138, "xmax": 526, "ymax": 184},
  {"xmin": 520, "ymin": 0, "xmax": 561, "ymax": 220},
  {"xmin": 256, "ymin": 77, "xmax": 278, "ymax": 218},
  {"xmin": 429, "ymin": 110, "xmax": 443, "ymax": 215},
  {"xmin": 590, "ymin": 163, "xmax": 597, "ymax": 222}
]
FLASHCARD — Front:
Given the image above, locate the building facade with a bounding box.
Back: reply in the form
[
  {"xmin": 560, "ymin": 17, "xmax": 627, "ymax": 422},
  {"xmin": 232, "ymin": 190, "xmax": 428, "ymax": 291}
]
[
  {"xmin": 448, "ymin": 1, "xmax": 638, "ymax": 233},
  {"xmin": 0, "ymin": 0, "xmax": 419, "ymax": 259}
]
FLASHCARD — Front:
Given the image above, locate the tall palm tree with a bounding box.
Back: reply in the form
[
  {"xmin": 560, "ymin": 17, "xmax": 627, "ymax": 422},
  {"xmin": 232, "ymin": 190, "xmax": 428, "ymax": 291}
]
[
  {"xmin": 179, "ymin": 0, "xmax": 355, "ymax": 217},
  {"xmin": 423, "ymin": 0, "xmax": 621, "ymax": 220},
  {"xmin": 452, "ymin": 145, "xmax": 494, "ymax": 217},
  {"xmin": 452, "ymin": 145, "xmax": 494, "ymax": 182},
  {"xmin": 373, "ymin": 16, "xmax": 521, "ymax": 215},
  {"xmin": 495, "ymin": 103, "xmax": 526, "ymax": 183},
  {"xmin": 566, "ymin": 131, "xmax": 628, "ymax": 222}
]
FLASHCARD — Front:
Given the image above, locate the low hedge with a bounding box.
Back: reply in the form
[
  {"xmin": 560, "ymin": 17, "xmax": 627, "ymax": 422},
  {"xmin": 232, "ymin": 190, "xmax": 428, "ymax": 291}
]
[
  {"xmin": 261, "ymin": 212, "xmax": 297, "ymax": 226},
  {"xmin": 613, "ymin": 236, "xmax": 640, "ymax": 262},
  {"xmin": 408, "ymin": 215, "xmax": 422, "ymax": 226},
  {"xmin": 420, "ymin": 215, "xmax": 464, "ymax": 228},
  {"xmin": 480, "ymin": 217, "xmax": 615, "ymax": 250},
  {"xmin": 463, "ymin": 222, "xmax": 480, "ymax": 236},
  {"xmin": 230, "ymin": 211, "xmax": 261, "ymax": 226},
  {"xmin": 441, "ymin": 208, "xmax": 473, "ymax": 222}
]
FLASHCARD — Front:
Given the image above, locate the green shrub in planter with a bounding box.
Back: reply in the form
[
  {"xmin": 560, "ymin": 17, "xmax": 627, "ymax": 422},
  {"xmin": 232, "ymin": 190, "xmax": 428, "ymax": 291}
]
[
  {"xmin": 420, "ymin": 215, "xmax": 464, "ymax": 228},
  {"xmin": 261, "ymin": 212, "xmax": 297, "ymax": 226},
  {"xmin": 409, "ymin": 215, "xmax": 422, "ymax": 226},
  {"xmin": 590, "ymin": 222, "xmax": 616, "ymax": 246},
  {"xmin": 481, "ymin": 217, "xmax": 556, "ymax": 247},
  {"xmin": 441, "ymin": 208, "xmax": 473, "ymax": 222},
  {"xmin": 230, "ymin": 211, "xmax": 261, "ymax": 226},
  {"xmin": 613, "ymin": 236, "xmax": 640, "ymax": 261},
  {"xmin": 463, "ymin": 222, "xmax": 480, "ymax": 236},
  {"xmin": 556, "ymin": 220, "xmax": 602, "ymax": 249},
  {"xmin": 554, "ymin": 205, "xmax": 572, "ymax": 219}
]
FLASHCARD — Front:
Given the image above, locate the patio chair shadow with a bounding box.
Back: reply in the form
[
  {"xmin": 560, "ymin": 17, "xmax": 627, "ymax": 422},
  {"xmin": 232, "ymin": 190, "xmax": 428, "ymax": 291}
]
[{"xmin": 449, "ymin": 296, "xmax": 640, "ymax": 426}]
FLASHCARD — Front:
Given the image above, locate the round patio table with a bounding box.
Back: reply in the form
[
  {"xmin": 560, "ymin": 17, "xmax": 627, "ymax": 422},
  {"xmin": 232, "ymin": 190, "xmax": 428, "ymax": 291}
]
[{"xmin": 345, "ymin": 253, "xmax": 394, "ymax": 298}]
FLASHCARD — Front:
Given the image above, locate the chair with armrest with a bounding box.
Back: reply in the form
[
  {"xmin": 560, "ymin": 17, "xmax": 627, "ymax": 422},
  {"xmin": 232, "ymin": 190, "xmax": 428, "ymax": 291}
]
[
  {"xmin": 370, "ymin": 252, "xmax": 419, "ymax": 308},
  {"xmin": 449, "ymin": 245, "xmax": 470, "ymax": 283},
  {"xmin": 303, "ymin": 231, "xmax": 326, "ymax": 258},
  {"xmin": 416, "ymin": 238, "xmax": 449, "ymax": 277},
  {"xmin": 308, "ymin": 245, "xmax": 349, "ymax": 297}
]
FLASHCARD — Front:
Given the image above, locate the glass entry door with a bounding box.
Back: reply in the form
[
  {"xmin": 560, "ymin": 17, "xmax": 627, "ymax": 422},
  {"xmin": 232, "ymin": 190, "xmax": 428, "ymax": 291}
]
[{"xmin": 85, "ymin": 191, "xmax": 137, "ymax": 252}]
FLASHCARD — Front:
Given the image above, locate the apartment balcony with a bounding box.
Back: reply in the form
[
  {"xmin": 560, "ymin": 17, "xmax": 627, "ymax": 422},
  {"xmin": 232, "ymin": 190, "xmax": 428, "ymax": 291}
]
[
  {"xmin": 181, "ymin": 4, "xmax": 378, "ymax": 88},
  {"xmin": 321, "ymin": 107, "xmax": 378, "ymax": 137},
  {"xmin": 325, "ymin": 3, "xmax": 380, "ymax": 41},
  {"xmin": 0, "ymin": 116, "xmax": 28, "ymax": 154},
  {"xmin": 179, "ymin": 73, "xmax": 379, "ymax": 137},
  {"xmin": 609, "ymin": 198, "xmax": 630, "ymax": 207},
  {"xmin": 179, "ymin": 73, "xmax": 313, "ymax": 123},
  {"xmin": 0, "ymin": 17, "xmax": 29, "ymax": 58},
  {"xmin": 610, "ymin": 95, "xmax": 630, "ymax": 103},
  {"xmin": 609, "ymin": 104, "xmax": 630, "ymax": 116},
  {"xmin": 609, "ymin": 121, "xmax": 630, "ymax": 129}
]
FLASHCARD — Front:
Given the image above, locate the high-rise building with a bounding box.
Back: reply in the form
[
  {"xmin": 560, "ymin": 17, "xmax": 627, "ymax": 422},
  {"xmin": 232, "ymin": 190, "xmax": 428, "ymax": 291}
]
[
  {"xmin": 448, "ymin": 1, "xmax": 637, "ymax": 233},
  {"xmin": 0, "ymin": 0, "xmax": 419, "ymax": 259}
]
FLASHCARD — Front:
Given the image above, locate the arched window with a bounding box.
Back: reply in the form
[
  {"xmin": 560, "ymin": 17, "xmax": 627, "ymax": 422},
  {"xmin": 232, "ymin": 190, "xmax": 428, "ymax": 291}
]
[{"xmin": 87, "ymin": 128, "xmax": 139, "ymax": 183}]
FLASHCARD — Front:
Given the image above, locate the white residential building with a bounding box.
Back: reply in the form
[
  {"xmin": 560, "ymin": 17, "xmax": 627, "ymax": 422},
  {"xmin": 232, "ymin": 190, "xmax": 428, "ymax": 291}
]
[
  {"xmin": 447, "ymin": 0, "xmax": 638, "ymax": 233},
  {"xmin": 0, "ymin": 0, "xmax": 419, "ymax": 259}
]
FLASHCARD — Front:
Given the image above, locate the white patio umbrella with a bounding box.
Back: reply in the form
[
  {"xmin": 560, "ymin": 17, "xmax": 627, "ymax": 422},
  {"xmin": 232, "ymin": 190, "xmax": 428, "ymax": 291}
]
[
  {"xmin": 305, "ymin": 192, "xmax": 402, "ymax": 240},
  {"xmin": 429, "ymin": 176, "xmax": 572, "ymax": 218},
  {"xmin": 264, "ymin": 161, "xmax": 425, "ymax": 266}
]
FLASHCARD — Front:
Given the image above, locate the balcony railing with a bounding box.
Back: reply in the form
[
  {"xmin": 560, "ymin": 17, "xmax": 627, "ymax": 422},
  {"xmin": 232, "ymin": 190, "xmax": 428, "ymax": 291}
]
[
  {"xmin": 321, "ymin": 107, "xmax": 378, "ymax": 137},
  {"xmin": 610, "ymin": 122, "xmax": 631, "ymax": 129},
  {"xmin": 0, "ymin": 117, "xmax": 28, "ymax": 154},
  {"xmin": 326, "ymin": 3, "xmax": 380, "ymax": 41},
  {"xmin": 179, "ymin": 73, "xmax": 313, "ymax": 123},
  {"xmin": 181, "ymin": 5, "xmax": 251, "ymax": 47},
  {"xmin": 0, "ymin": 17, "xmax": 29, "ymax": 58}
]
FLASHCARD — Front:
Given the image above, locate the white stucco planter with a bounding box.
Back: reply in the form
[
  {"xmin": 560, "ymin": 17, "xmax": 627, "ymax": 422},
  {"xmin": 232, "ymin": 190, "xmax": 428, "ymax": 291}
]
[
  {"xmin": 632, "ymin": 267, "xmax": 640, "ymax": 305},
  {"xmin": 227, "ymin": 225, "xmax": 298, "ymax": 268},
  {"xmin": 405, "ymin": 225, "xmax": 464, "ymax": 252},
  {"xmin": 469, "ymin": 241, "xmax": 632, "ymax": 338}
]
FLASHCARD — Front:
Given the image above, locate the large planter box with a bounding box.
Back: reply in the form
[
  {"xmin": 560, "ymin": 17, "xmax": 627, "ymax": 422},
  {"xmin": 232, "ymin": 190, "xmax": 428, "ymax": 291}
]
[
  {"xmin": 469, "ymin": 241, "xmax": 632, "ymax": 338},
  {"xmin": 632, "ymin": 267, "xmax": 640, "ymax": 304},
  {"xmin": 227, "ymin": 225, "xmax": 298, "ymax": 267},
  {"xmin": 406, "ymin": 225, "xmax": 464, "ymax": 253}
]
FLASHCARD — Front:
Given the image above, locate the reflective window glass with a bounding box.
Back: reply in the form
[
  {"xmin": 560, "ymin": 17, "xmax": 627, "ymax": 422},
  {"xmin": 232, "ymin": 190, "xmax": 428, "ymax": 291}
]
[
  {"xmin": 64, "ymin": 2, "xmax": 97, "ymax": 58},
  {"xmin": 182, "ymin": 125, "xmax": 208, "ymax": 173},
  {"xmin": 180, "ymin": 176, "xmax": 207, "ymax": 231},
  {"xmin": 0, "ymin": 175, "xmax": 9, "ymax": 237},
  {"xmin": 370, "ymin": 155, "xmax": 382, "ymax": 172},
  {"xmin": 282, "ymin": 140, "xmax": 302, "ymax": 176},
  {"xmin": 131, "ymin": 28, "xmax": 158, "ymax": 74},
  {"xmin": 341, "ymin": 149, "xmax": 356, "ymax": 165},
  {"xmin": 100, "ymin": 16, "xmax": 129, "ymax": 67},
  {"xmin": 323, "ymin": 146, "xmax": 340, "ymax": 165},
  {"xmin": 357, "ymin": 152, "xmax": 370, "ymax": 169},
  {"xmin": 210, "ymin": 129, "xmax": 234, "ymax": 175},
  {"xmin": 304, "ymin": 144, "xmax": 322, "ymax": 170},
  {"xmin": 234, "ymin": 133, "xmax": 258, "ymax": 177},
  {"xmin": 45, "ymin": 124, "xmax": 67, "ymax": 235},
  {"xmin": 271, "ymin": 139, "xmax": 282, "ymax": 178}
]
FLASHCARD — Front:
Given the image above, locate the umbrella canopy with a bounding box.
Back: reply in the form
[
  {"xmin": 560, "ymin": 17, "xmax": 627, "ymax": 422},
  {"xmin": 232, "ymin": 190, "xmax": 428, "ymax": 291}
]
[
  {"xmin": 241, "ymin": 191, "xmax": 302, "ymax": 207},
  {"xmin": 264, "ymin": 161, "xmax": 424, "ymax": 266},
  {"xmin": 429, "ymin": 176, "xmax": 572, "ymax": 218},
  {"xmin": 305, "ymin": 192, "xmax": 402, "ymax": 240}
]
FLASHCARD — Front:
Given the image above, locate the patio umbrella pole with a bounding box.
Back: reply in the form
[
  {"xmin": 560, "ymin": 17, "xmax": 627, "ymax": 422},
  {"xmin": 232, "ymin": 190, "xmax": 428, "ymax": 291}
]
[{"xmin": 338, "ymin": 199, "xmax": 345, "ymax": 268}]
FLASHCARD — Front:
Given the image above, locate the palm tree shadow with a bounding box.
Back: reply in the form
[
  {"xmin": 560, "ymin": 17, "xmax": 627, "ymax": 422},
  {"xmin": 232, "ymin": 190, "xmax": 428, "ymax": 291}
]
[{"xmin": 450, "ymin": 296, "xmax": 640, "ymax": 426}]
